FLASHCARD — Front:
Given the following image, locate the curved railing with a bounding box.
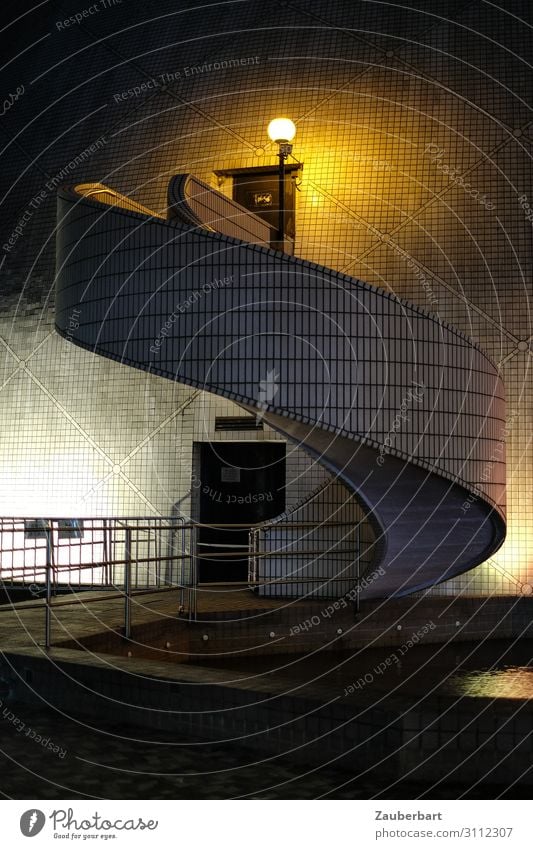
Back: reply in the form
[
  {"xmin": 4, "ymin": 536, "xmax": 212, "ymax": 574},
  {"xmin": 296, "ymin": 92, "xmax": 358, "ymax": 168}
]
[{"xmin": 55, "ymin": 175, "xmax": 506, "ymax": 599}]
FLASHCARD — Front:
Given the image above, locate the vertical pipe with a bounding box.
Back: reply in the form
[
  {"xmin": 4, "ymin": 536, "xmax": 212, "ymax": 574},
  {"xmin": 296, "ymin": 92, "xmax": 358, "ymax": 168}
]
[
  {"xmin": 124, "ymin": 527, "xmax": 132, "ymax": 639},
  {"xmin": 278, "ymin": 148, "xmax": 285, "ymax": 246}
]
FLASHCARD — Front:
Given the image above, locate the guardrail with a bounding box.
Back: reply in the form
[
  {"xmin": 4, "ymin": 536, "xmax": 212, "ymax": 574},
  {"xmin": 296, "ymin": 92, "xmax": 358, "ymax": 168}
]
[
  {"xmin": 249, "ymin": 519, "xmax": 362, "ymax": 602},
  {"xmin": 0, "ymin": 517, "xmax": 186, "ymax": 589},
  {"xmin": 0, "ymin": 517, "xmax": 188, "ymax": 647},
  {"xmin": 0, "ymin": 517, "xmax": 364, "ymax": 647}
]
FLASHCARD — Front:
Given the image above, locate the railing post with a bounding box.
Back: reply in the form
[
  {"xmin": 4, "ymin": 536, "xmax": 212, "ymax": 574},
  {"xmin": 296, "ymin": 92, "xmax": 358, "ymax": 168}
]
[
  {"xmin": 355, "ymin": 522, "xmax": 361, "ymax": 617},
  {"xmin": 191, "ymin": 524, "xmax": 197, "ymax": 622},
  {"xmin": 124, "ymin": 527, "xmax": 132, "ymax": 639},
  {"xmin": 248, "ymin": 528, "xmax": 260, "ymax": 586},
  {"xmin": 180, "ymin": 519, "xmax": 186, "ymax": 611},
  {"xmin": 45, "ymin": 525, "xmax": 53, "ymax": 649},
  {"xmin": 248, "ymin": 528, "xmax": 254, "ymax": 585},
  {"xmin": 102, "ymin": 518, "xmax": 109, "ymax": 585},
  {"xmin": 165, "ymin": 517, "xmax": 178, "ymax": 590}
]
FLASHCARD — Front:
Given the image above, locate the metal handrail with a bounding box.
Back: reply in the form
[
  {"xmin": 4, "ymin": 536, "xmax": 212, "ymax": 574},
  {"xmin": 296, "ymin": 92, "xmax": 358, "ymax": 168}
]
[{"xmin": 0, "ymin": 516, "xmax": 364, "ymax": 641}]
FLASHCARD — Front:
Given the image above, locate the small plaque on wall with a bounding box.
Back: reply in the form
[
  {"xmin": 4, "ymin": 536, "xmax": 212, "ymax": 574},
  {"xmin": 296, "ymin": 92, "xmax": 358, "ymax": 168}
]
[
  {"xmin": 221, "ymin": 466, "xmax": 240, "ymax": 483},
  {"xmin": 248, "ymin": 191, "xmax": 273, "ymax": 208},
  {"xmin": 24, "ymin": 519, "xmax": 49, "ymax": 539}
]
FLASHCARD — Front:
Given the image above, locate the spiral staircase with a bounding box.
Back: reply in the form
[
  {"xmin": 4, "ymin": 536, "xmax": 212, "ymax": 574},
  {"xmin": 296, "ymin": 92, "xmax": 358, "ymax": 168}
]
[{"xmin": 55, "ymin": 175, "xmax": 506, "ymax": 600}]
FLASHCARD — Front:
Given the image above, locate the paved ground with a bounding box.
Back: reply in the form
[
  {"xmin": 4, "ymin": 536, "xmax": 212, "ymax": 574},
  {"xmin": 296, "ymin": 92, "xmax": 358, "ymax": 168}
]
[
  {"xmin": 1, "ymin": 590, "xmax": 533, "ymax": 706},
  {"xmin": 2, "ymin": 590, "xmax": 533, "ymax": 798},
  {"xmin": 0, "ymin": 699, "xmax": 526, "ymax": 800},
  {"xmin": 0, "ymin": 586, "xmax": 317, "ymax": 650}
]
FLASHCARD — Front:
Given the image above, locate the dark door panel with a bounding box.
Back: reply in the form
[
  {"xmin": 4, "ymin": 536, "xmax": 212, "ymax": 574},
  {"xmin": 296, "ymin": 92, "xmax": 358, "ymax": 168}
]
[{"xmin": 198, "ymin": 442, "xmax": 285, "ymax": 582}]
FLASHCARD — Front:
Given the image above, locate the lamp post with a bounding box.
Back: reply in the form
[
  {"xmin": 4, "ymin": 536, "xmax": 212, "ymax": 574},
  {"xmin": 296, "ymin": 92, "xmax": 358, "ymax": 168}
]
[{"xmin": 267, "ymin": 117, "xmax": 296, "ymax": 249}]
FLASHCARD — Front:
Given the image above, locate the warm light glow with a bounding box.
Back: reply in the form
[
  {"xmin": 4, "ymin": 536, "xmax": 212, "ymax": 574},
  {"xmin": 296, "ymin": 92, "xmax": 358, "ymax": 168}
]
[
  {"xmin": 449, "ymin": 669, "xmax": 533, "ymax": 699},
  {"xmin": 267, "ymin": 117, "xmax": 296, "ymax": 143},
  {"xmin": 0, "ymin": 453, "xmax": 114, "ymax": 517}
]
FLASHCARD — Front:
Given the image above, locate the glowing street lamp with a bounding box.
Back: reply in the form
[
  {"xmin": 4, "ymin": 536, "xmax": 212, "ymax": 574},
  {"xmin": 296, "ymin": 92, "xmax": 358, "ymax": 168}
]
[{"xmin": 267, "ymin": 118, "xmax": 296, "ymax": 247}]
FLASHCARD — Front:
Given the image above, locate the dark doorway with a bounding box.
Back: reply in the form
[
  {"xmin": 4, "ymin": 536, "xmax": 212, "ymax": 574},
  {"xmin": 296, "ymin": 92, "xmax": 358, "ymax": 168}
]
[
  {"xmin": 232, "ymin": 169, "xmax": 297, "ymax": 240},
  {"xmin": 197, "ymin": 441, "xmax": 286, "ymax": 583},
  {"xmin": 214, "ymin": 164, "xmax": 303, "ymax": 250}
]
